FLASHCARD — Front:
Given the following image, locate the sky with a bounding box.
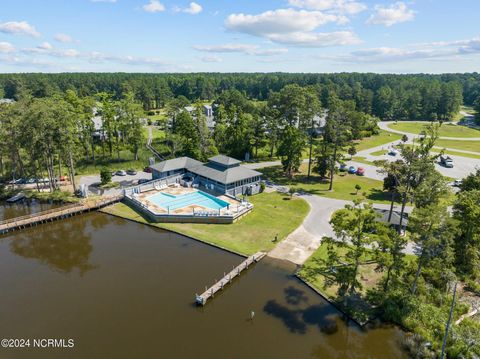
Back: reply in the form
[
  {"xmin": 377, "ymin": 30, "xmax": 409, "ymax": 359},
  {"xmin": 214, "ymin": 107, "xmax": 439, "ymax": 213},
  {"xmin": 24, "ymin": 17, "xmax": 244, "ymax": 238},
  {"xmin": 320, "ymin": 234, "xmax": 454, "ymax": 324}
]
[{"xmin": 0, "ymin": 0, "xmax": 479, "ymax": 73}]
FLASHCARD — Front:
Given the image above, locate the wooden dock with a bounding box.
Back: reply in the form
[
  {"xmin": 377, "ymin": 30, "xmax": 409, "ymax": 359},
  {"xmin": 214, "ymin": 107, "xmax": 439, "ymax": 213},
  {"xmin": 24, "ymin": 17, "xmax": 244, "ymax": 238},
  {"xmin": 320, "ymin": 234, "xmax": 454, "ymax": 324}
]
[
  {"xmin": 195, "ymin": 251, "xmax": 267, "ymax": 306},
  {"xmin": 0, "ymin": 195, "xmax": 123, "ymax": 235}
]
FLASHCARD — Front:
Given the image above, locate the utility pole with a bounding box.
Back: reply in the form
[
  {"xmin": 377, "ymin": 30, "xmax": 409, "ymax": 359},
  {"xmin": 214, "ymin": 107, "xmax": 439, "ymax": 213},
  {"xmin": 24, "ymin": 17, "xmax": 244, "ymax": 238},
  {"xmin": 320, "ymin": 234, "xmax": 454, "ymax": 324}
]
[{"xmin": 440, "ymin": 281, "xmax": 457, "ymax": 359}]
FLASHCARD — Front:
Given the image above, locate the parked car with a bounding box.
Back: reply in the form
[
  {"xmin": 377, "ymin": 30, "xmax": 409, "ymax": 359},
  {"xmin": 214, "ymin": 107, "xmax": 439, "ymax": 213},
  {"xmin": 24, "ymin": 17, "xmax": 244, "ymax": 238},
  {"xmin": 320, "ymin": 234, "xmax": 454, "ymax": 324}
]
[
  {"xmin": 453, "ymin": 179, "xmax": 462, "ymax": 187},
  {"xmin": 143, "ymin": 166, "xmax": 152, "ymax": 173},
  {"xmin": 440, "ymin": 155, "xmax": 454, "ymax": 168},
  {"xmin": 356, "ymin": 167, "xmax": 365, "ymax": 176},
  {"xmin": 26, "ymin": 178, "xmax": 36, "ymax": 184},
  {"xmin": 138, "ymin": 178, "xmax": 149, "ymax": 185},
  {"xmin": 339, "ymin": 164, "xmax": 348, "ymax": 172},
  {"xmin": 388, "ymin": 149, "xmax": 399, "ymax": 156},
  {"xmin": 126, "ymin": 169, "xmax": 137, "ymax": 175},
  {"xmin": 348, "ymin": 166, "xmax": 357, "ymax": 174},
  {"xmin": 115, "ymin": 170, "xmax": 127, "ymax": 176}
]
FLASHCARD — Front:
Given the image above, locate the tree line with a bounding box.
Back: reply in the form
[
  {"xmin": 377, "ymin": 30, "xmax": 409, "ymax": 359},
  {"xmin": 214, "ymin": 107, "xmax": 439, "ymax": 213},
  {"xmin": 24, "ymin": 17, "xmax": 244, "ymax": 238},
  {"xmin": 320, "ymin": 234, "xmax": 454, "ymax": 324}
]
[
  {"xmin": 0, "ymin": 90, "xmax": 144, "ymax": 192},
  {"xmin": 1, "ymin": 72, "xmax": 476, "ymax": 120}
]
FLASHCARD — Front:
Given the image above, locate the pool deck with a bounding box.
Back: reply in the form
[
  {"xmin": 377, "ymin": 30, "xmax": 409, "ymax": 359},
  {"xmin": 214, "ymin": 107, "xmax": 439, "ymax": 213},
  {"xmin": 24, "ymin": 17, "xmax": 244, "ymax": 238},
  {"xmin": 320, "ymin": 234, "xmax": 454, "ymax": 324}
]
[
  {"xmin": 134, "ymin": 186, "xmax": 239, "ymax": 216},
  {"xmin": 123, "ymin": 181, "xmax": 253, "ymax": 224}
]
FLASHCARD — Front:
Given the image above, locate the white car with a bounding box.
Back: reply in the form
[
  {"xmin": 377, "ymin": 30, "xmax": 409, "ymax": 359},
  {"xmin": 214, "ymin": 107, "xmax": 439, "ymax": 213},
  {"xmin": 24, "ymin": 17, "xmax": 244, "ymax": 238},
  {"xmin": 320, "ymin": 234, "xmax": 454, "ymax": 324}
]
[{"xmin": 453, "ymin": 179, "xmax": 462, "ymax": 187}]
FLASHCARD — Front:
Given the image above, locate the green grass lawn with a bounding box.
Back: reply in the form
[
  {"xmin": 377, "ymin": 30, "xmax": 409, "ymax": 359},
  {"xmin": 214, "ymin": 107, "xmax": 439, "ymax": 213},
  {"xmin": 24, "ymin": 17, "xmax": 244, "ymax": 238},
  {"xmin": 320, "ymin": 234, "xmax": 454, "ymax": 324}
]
[
  {"xmin": 351, "ymin": 156, "xmax": 374, "ymax": 165},
  {"xmin": 435, "ymin": 139, "xmax": 480, "ymax": 153},
  {"xmin": 388, "ymin": 122, "xmax": 480, "ymax": 138},
  {"xmin": 261, "ymin": 163, "xmax": 391, "ymax": 204},
  {"xmin": 298, "ymin": 242, "xmax": 379, "ymax": 323},
  {"xmin": 101, "ymin": 191, "xmax": 309, "ymax": 256},
  {"xmin": 76, "ymin": 147, "xmax": 152, "ymax": 175},
  {"xmin": 370, "ymin": 149, "xmax": 387, "ymax": 156},
  {"xmin": 432, "ymin": 147, "xmax": 480, "ymax": 159},
  {"xmin": 354, "ymin": 130, "xmax": 402, "ymax": 151}
]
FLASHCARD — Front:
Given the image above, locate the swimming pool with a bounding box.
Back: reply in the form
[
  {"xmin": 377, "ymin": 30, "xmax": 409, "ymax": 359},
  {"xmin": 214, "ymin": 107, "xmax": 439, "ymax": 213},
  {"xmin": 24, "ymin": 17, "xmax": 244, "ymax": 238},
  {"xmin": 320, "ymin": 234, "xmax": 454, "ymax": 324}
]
[{"xmin": 146, "ymin": 190, "xmax": 229, "ymax": 211}]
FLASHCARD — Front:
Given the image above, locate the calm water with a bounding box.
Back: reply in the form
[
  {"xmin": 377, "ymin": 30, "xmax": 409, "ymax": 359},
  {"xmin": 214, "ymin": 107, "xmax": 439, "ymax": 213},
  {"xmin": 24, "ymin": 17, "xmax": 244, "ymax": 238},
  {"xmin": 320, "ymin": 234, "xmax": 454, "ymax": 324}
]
[
  {"xmin": 0, "ymin": 200, "xmax": 59, "ymax": 221},
  {"xmin": 0, "ymin": 209, "xmax": 406, "ymax": 358}
]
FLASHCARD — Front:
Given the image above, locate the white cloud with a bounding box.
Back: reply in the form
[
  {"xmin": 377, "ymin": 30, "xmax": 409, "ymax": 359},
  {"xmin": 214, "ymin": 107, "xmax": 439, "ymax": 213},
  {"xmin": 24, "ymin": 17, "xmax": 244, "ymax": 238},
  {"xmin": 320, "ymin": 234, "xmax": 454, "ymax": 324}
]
[
  {"xmin": 38, "ymin": 42, "xmax": 53, "ymax": 50},
  {"xmin": 54, "ymin": 33, "xmax": 75, "ymax": 43},
  {"xmin": 0, "ymin": 21, "xmax": 41, "ymax": 37},
  {"xmin": 224, "ymin": 8, "xmax": 359, "ymax": 47},
  {"xmin": 199, "ymin": 55, "xmax": 223, "ymax": 63},
  {"xmin": 193, "ymin": 43, "xmax": 288, "ymax": 56},
  {"xmin": 0, "ymin": 42, "xmax": 15, "ymax": 53},
  {"xmin": 269, "ymin": 30, "xmax": 360, "ymax": 47},
  {"xmin": 288, "ymin": 0, "xmax": 367, "ymax": 14},
  {"xmin": 326, "ymin": 36, "xmax": 480, "ymax": 63},
  {"xmin": 143, "ymin": 0, "xmax": 165, "ymax": 13},
  {"xmin": 226, "ymin": 9, "xmax": 345, "ymax": 36},
  {"xmin": 367, "ymin": 2, "xmax": 415, "ymax": 27},
  {"xmin": 52, "ymin": 49, "xmax": 80, "ymax": 58},
  {"xmin": 175, "ymin": 2, "xmax": 203, "ymax": 15}
]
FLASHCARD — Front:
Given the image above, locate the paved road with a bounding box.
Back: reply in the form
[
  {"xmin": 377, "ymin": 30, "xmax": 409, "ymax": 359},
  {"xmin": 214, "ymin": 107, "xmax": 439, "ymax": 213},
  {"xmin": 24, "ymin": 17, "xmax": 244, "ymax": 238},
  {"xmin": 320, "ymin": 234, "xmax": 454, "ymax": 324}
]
[{"xmin": 356, "ymin": 140, "xmax": 480, "ymax": 180}]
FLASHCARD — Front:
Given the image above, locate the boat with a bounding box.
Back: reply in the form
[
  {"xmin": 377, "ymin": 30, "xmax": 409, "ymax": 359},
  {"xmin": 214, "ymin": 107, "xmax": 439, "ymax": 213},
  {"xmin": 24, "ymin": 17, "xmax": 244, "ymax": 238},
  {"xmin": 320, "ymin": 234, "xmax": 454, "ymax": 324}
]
[{"xmin": 6, "ymin": 192, "xmax": 26, "ymax": 203}]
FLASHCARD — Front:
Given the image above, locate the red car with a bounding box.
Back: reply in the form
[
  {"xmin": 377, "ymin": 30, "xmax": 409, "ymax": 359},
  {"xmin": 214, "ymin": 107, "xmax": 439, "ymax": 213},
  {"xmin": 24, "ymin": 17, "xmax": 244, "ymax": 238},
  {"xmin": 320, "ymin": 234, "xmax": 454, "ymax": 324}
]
[
  {"xmin": 356, "ymin": 167, "xmax": 365, "ymax": 176},
  {"xmin": 143, "ymin": 166, "xmax": 152, "ymax": 173}
]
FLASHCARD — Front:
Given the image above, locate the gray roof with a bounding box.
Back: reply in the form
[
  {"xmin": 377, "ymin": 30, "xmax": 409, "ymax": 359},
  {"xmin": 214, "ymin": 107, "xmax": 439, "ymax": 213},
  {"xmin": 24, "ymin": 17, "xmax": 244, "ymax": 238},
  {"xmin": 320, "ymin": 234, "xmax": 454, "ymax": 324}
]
[
  {"xmin": 208, "ymin": 155, "xmax": 241, "ymax": 167},
  {"xmin": 150, "ymin": 157, "xmax": 203, "ymax": 173},
  {"xmin": 189, "ymin": 162, "xmax": 261, "ymax": 184},
  {"xmin": 150, "ymin": 155, "xmax": 261, "ymax": 184},
  {"xmin": 374, "ymin": 208, "xmax": 408, "ymax": 227}
]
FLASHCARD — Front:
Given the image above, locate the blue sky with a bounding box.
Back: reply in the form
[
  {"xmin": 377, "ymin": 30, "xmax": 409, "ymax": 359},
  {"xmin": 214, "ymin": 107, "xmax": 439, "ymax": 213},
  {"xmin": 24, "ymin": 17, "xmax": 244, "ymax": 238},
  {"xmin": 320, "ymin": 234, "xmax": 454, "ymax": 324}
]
[{"xmin": 0, "ymin": 0, "xmax": 479, "ymax": 73}]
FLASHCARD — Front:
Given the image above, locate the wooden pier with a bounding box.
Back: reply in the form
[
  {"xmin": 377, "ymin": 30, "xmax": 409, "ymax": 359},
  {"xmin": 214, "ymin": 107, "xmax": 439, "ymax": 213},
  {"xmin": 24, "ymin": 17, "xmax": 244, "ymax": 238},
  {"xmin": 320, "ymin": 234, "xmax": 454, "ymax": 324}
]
[
  {"xmin": 0, "ymin": 195, "xmax": 123, "ymax": 235},
  {"xmin": 195, "ymin": 251, "xmax": 267, "ymax": 306}
]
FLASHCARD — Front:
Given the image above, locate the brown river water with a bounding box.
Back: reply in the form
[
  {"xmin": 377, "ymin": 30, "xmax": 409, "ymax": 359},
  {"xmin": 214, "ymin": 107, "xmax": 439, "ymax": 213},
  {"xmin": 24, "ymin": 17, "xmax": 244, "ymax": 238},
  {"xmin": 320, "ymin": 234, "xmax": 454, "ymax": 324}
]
[{"xmin": 0, "ymin": 206, "xmax": 406, "ymax": 359}]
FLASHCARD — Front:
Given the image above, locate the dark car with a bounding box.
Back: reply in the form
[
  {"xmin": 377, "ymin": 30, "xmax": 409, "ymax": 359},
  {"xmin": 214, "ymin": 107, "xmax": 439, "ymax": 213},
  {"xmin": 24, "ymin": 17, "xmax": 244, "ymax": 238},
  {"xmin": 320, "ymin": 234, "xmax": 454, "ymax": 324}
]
[
  {"xmin": 127, "ymin": 169, "xmax": 137, "ymax": 175},
  {"xmin": 144, "ymin": 167, "xmax": 152, "ymax": 173},
  {"xmin": 138, "ymin": 178, "xmax": 149, "ymax": 185},
  {"xmin": 348, "ymin": 166, "xmax": 357, "ymax": 174}
]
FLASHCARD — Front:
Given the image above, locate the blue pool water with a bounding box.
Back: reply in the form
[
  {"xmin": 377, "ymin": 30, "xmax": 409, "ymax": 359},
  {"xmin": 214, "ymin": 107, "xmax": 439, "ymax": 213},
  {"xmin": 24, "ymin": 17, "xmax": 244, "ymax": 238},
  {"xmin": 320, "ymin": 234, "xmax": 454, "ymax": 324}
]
[{"xmin": 146, "ymin": 190, "xmax": 229, "ymax": 211}]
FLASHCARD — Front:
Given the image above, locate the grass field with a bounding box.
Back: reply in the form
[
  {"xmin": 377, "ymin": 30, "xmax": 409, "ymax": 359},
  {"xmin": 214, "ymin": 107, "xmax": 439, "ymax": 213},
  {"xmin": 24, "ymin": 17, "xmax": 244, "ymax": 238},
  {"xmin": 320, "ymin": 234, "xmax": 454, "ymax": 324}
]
[
  {"xmin": 261, "ymin": 163, "xmax": 391, "ymax": 204},
  {"xmin": 432, "ymin": 147, "xmax": 480, "ymax": 159},
  {"xmin": 435, "ymin": 139, "xmax": 480, "ymax": 153},
  {"xmin": 297, "ymin": 242, "xmax": 379, "ymax": 323},
  {"xmin": 351, "ymin": 156, "xmax": 374, "ymax": 165},
  {"xmin": 354, "ymin": 130, "xmax": 402, "ymax": 151},
  {"xmin": 388, "ymin": 122, "xmax": 480, "ymax": 138},
  {"xmin": 370, "ymin": 149, "xmax": 387, "ymax": 156},
  {"xmin": 76, "ymin": 147, "xmax": 152, "ymax": 175},
  {"xmin": 102, "ymin": 191, "xmax": 309, "ymax": 256}
]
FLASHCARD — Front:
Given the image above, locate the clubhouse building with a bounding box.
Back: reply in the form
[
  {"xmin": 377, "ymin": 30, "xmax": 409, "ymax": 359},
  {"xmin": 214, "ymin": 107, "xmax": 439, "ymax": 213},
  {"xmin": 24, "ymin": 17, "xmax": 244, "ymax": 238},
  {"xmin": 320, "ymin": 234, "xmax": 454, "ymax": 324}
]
[{"xmin": 149, "ymin": 155, "xmax": 262, "ymax": 197}]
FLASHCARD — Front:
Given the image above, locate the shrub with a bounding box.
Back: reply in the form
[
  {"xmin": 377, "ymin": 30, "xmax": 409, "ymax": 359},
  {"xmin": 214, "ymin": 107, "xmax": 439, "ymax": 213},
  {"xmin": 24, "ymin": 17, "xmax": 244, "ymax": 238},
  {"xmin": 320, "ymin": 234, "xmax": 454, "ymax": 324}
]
[
  {"xmin": 260, "ymin": 182, "xmax": 266, "ymax": 193},
  {"xmin": 100, "ymin": 167, "xmax": 112, "ymax": 185}
]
